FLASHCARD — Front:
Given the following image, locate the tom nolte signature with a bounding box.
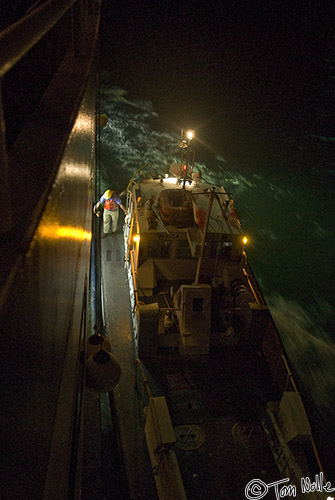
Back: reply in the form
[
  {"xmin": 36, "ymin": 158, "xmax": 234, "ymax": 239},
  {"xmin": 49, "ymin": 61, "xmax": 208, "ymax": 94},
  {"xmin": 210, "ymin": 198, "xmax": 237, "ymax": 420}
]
[{"xmin": 245, "ymin": 472, "xmax": 334, "ymax": 500}]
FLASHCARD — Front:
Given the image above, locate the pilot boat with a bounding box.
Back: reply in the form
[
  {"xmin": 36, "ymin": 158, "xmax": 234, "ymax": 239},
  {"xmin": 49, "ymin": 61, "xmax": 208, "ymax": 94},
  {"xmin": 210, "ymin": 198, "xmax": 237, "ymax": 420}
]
[{"xmin": 120, "ymin": 130, "xmax": 325, "ymax": 499}]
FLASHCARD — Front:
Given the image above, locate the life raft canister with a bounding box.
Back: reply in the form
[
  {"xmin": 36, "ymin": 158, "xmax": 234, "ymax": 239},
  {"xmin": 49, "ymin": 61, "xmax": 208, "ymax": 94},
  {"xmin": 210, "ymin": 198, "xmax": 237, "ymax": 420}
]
[{"xmin": 158, "ymin": 189, "xmax": 194, "ymax": 226}]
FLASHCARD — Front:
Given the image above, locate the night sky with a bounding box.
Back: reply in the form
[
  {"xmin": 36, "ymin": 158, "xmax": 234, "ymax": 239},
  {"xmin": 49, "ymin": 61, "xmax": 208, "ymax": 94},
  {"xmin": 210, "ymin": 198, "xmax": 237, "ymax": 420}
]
[{"xmin": 100, "ymin": 0, "xmax": 334, "ymax": 162}]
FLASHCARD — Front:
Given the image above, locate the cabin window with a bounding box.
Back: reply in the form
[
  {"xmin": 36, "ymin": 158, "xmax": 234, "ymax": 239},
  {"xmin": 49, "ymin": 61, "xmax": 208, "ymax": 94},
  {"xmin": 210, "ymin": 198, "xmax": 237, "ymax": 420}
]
[
  {"xmin": 192, "ymin": 297, "xmax": 203, "ymax": 312},
  {"xmin": 209, "ymin": 239, "xmax": 233, "ymax": 259},
  {"xmin": 148, "ymin": 239, "xmax": 171, "ymax": 258},
  {"xmin": 175, "ymin": 239, "xmax": 192, "ymax": 259}
]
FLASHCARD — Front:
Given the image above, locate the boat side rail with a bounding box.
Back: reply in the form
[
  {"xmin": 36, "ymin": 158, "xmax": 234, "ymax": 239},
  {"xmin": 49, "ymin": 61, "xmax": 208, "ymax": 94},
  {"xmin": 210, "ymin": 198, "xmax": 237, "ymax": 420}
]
[
  {"xmin": 262, "ymin": 410, "xmax": 325, "ymax": 500},
  {"xmin": 126, "ymin": 161, "xmax": 152, "ymax": 198},
  {"xmin": 130, "ymin": 249, "xmax": 140, "ymax": 309},
  {"xmin": 271, "ymin": 353, "xmax": 325, "ymax": 480},
  {"xmin": 126, "ymin": 210, "xmax": 135, "ymax": 261},
  {"xmin": 242, "ymin": 267, "xmax": 260, "ymax": 304},
  {"xmin": 134, "ymin": 357, "xmax": 153, "ymax": 399},
  {"xmin": 243, "ymin": 265, "xmax": 326, "ymax": 481},
  {"xmin": 279, "ymin": 353, "xmax": 298, "ymax": 393},
  {"xmin": 272, "ymin": 351, "xmax": 301, "ymax": 397}
]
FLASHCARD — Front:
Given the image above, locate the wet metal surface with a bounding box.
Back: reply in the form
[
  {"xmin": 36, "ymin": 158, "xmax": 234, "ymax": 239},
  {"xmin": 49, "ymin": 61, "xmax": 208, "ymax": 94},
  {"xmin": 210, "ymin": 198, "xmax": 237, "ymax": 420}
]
[
  {"xmin": 0, "ymin": 82, "xmax": 95, "ymax": 499},
  {"xmin": 100, "ymin": 227, "xmax": 158, "ymax": 499},
  {"xmin": 105, "ymin": 247, "xmax": 122, "ymax": 267}
]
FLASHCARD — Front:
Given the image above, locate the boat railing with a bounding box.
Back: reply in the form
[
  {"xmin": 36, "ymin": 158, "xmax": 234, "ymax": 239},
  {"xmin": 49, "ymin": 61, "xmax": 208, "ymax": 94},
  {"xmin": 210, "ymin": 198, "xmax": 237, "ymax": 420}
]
[
  {"xmin": 134, "ymin": 357, "xmax": 153, "ymax": 399},
  {"xmin": 269, "ymin": 353, "xmax": 325, "ymax": 485},
  {"xmin": 280, "ymin": 353, "xmax": 299, "ymax": 393},
  {"xmin": 126, "ymin": 161, "xmax": 152, "ymax": 197},
  {"xmin": 130, "ymin": 249, "xmax": 140, "ymax": 309},
  {"xmin": 242, "ymin": 268, "xmax": 260, "ymax": 304}
]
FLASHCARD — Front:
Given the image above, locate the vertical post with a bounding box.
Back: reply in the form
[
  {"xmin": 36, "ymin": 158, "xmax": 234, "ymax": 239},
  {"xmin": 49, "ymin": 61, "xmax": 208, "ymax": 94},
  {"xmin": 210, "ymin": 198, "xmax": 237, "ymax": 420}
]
[
  {"xmin": 190, "ymin": 149, "xmax": 196, "ymax": 176},
  {"xmin": 0, "ymin": 81, "xmax": 12, "ymax": 234},
  {"xmin": 194, "ymin": 190, "xmax": 214, "ymax": 284}
]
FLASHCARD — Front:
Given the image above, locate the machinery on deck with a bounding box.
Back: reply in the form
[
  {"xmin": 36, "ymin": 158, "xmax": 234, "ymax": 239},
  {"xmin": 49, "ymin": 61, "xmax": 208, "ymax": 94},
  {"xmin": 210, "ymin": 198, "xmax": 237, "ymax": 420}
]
[{"xmin": 121, "ymin": 130, "xmax": 326, "ymax": 499}]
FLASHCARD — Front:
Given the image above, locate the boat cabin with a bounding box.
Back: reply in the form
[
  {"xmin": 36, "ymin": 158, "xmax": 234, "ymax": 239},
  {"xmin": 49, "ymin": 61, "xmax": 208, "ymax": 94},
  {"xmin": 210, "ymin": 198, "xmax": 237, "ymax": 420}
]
[{"xmin": 124, "ymin": 174, "xmax": 253, "ymax": 357}]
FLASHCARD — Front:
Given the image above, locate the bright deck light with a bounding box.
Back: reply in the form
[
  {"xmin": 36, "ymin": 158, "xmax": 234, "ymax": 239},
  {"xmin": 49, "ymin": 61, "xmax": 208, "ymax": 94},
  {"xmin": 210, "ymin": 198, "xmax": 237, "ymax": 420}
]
[
  {"xmin": 242, "ymin": 236, "xmax": 248, "ymax": 245},
  {"xmin": 133, "ymin": 234, "xmax": 140, "ymax": 243},
  {"xmin": 163, "ymin": 176, "xmax": 178, "ymax": 184},
  {"xmin": 186, "ymin": 129, "xmax": 194, "ymax": 141}
]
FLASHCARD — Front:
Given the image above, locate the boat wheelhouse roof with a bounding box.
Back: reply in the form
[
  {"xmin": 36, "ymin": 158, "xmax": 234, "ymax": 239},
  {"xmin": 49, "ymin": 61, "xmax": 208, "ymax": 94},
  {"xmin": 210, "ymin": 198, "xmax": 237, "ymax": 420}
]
[{"xmin": 132, "ymin": 176, "xmax": 243, "ymax": 237}]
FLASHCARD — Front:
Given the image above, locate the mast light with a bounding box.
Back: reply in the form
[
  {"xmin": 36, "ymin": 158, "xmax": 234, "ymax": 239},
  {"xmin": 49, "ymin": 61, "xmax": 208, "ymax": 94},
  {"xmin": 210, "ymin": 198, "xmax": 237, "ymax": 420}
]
[{"xmin": 186, "ymin": 129, "xmax": 194, "ymax": 141}]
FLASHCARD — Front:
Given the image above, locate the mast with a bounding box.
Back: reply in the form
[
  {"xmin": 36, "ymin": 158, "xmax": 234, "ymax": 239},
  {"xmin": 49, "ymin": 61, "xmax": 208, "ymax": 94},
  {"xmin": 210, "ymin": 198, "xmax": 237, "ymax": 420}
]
[
  {"xmin": 178, "ymin": 129, "xmax": 194, "ymax": 188},
  {"xmin": 194, "ymin": 189, "xmax": 215, "ymax": 284}
]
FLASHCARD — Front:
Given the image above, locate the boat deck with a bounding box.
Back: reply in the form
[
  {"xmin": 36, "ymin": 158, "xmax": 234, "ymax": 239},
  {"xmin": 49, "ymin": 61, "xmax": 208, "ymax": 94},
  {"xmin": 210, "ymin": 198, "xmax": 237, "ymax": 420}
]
[{"xmin": 100, "ymin": 219, "xmax": 281, "ymax": 499}]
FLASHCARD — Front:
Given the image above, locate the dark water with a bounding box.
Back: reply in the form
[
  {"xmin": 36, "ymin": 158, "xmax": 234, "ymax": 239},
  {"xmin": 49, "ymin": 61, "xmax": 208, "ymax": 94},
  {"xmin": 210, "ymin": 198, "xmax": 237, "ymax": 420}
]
[{"xmin": 99, "ymin": 0, "xmax": 335, "ymax": 476}]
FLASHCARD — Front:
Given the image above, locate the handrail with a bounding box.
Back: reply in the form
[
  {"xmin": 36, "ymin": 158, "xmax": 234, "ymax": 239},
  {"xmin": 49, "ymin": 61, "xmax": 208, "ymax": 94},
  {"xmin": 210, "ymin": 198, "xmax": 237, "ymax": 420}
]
[
  {"xmin": 281, "ymin": 353, "xmax": 298, "ymax": 393},
  {"xmin": 126, "ymin": 161, "xmax": 152, "ymax": 195},
  {"xmin": 0, "ymin": 0, "xmax": 76, "ymax": 78},
  {"xmin": 279, "ymin": 353, "xmax": 325, "ymax": 479},
  {"xmin": 130, "ymin": 249, "xmax": 139, "ymax": 308},
  {"xmin": 134, "ymin": 358, "xmax": 152, "ymax": 398},
  {"xmin": 242, "ymin": 268, "xmax": 260, "ymax": 304}
]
